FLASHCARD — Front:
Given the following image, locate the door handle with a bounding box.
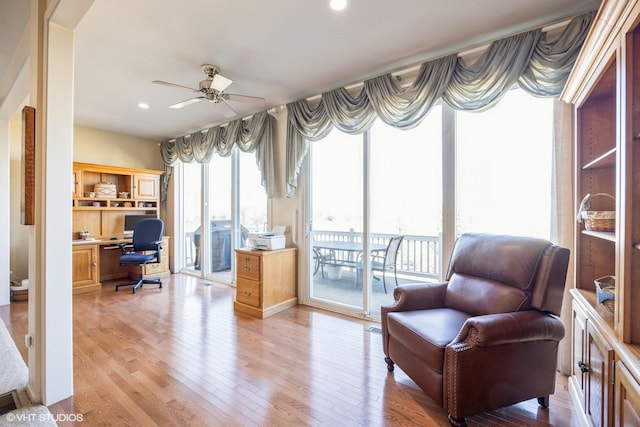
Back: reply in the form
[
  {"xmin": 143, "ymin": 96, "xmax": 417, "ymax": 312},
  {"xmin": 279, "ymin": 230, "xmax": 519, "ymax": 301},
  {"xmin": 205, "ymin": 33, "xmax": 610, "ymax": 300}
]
[{"xmin": 578, "ymin": 361, "xmax": 589, "ymax": 373}]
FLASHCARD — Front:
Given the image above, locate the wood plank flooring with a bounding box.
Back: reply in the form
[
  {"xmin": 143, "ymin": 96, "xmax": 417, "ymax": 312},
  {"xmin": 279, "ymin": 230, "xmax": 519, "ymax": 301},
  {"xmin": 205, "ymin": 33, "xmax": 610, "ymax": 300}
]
[{"xmin": 0, "ymin": 274, "xmax": 579, "ymax": 426}]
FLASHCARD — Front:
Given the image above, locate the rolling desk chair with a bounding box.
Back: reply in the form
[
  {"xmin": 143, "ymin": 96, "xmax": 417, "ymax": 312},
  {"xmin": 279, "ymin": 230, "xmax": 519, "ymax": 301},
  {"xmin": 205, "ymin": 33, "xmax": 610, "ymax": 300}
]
[{"xmin": 115, "ymin": 218, "xmax": 164, "ymax": 294}]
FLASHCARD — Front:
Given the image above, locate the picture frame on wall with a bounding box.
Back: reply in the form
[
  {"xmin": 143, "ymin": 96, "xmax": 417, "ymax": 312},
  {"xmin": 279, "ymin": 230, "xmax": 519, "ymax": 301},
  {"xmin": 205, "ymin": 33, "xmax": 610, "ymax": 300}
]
[{"xmin": 21, "ymin": 106, "xmax": 35, "ymax": 225}]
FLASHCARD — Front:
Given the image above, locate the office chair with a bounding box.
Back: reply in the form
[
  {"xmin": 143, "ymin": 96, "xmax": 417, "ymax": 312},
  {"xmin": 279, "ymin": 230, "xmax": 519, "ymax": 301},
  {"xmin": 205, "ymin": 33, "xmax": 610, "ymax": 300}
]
[{"xmin": 116, "ymin": 218, "xmax": 164, "ymax": 294}]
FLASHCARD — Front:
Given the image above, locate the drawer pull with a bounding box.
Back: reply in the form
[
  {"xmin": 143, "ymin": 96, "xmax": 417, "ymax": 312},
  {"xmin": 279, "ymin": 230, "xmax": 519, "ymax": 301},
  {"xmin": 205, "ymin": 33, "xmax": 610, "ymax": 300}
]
[
  {"xmin": 244, "ymin": 265, "xmax": 252, "ymax": 272},
  {"xmin": 578, "ymin": 361, "xmax": 589, "ymax": 373},
  {"xmin": 243, "ymin": 291, "xmax": 252, "ymax": 297}
]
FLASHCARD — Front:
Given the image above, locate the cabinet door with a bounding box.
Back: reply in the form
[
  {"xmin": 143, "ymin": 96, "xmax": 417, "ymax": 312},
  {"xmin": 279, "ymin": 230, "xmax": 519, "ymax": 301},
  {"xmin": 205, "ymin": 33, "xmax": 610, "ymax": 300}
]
[
  {"xmin": 72, "ymin": 168, "xmax": 82, "ymax": 198},
  {"xmin": 615, "ymin": 362, "xmax": 640, "ymax": 426},
  {"xmin": 133, "ymin": 174, "xmax": 159, "ymax": 199},
  {"xmin": 587, "ymin": 322, "xmax": 614, "ymax": 427},
  {"xmin": 573, "ymin": 303, "xmax": 588, "ymax": 407},
  {"xmin": 72, "ymin": 245, "xmax": 98, "ymax": 288}
]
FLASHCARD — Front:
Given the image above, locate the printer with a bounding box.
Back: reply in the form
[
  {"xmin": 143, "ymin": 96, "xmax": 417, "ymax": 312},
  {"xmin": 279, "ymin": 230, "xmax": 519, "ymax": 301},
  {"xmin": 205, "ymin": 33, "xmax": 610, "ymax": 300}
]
[{"xmin": 247, "ymin": 228, "xmax": 286, "ymax": 250}]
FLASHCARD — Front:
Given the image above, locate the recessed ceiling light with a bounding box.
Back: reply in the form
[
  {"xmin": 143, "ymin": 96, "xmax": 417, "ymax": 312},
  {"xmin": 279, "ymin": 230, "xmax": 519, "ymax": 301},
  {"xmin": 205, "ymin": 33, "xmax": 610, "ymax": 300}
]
[
  {"xmin": 138, "ymin": 102, "xmax": 150, "ymax": 109},
  {"xmin": 330, "ymin": 0, "xmax": 347, "ymax": 11}
]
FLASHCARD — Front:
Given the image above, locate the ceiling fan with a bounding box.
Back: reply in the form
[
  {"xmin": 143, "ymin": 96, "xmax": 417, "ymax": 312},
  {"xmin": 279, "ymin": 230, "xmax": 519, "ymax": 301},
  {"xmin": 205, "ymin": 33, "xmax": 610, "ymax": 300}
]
[{"xmin": 152, "ymin": 64, "xmax": 266, "ymax": 117}]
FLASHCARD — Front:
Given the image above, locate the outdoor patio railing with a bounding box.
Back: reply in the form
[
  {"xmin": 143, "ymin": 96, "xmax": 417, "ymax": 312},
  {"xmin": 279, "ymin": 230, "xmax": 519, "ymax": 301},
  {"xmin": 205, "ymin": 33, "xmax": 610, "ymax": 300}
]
[{"xmin": 184, "ymin": 228, "xmax": 442, "ymax": 280}]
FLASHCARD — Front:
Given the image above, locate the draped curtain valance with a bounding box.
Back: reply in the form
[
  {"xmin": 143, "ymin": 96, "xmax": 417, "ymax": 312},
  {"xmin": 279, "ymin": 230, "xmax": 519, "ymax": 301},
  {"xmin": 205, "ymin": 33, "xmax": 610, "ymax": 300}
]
[
  {"xmin": 285, "ymin": 11, "xmax": 595, "ymax": 196},
  {"xmin": 159, "ymin": 110, "xmax": 276, "ymax": 200}
]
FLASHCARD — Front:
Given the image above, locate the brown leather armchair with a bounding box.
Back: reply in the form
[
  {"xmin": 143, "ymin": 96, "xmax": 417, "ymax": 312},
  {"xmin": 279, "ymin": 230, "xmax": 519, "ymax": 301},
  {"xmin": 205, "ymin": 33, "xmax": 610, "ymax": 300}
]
[{"xmin": 381, "ymin": 233, "xmax": 570, "ymax": 426}]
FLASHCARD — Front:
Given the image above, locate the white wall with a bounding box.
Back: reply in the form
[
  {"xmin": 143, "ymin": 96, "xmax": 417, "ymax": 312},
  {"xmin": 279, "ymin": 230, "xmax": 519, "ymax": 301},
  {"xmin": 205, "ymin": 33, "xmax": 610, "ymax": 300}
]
[
  {"xmin": 269, "ymin": 107, "xmax": 300, "ymax": 247},
  {"xmin": 0, "ymin": 119, "xmax": 9, "ymax": 305}
]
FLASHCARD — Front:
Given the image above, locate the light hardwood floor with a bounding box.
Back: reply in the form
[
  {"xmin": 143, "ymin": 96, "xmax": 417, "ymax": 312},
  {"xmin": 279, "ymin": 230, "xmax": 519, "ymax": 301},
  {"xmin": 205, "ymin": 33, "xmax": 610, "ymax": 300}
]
[{"xmin": 0, "ymin": 274, "xmax": 579, "ymax": 426}]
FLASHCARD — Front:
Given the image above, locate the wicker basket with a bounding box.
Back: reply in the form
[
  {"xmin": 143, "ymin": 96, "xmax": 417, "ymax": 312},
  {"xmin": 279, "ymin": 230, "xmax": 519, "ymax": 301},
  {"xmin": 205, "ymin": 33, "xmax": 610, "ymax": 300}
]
[
  {"xmin": 595, "ymin": 275, "xmax": 615, "ymax": 313},
  {"xmin": 581, "ymin": 210, "xmax": 615, "ymax": 232},
  {"xmin": 94, "ymin": 182, "xmax": 116, "ymax": 198},
  {"xmin": 577, "ymin": 193, "xmax": 615, "ymax": 232}
]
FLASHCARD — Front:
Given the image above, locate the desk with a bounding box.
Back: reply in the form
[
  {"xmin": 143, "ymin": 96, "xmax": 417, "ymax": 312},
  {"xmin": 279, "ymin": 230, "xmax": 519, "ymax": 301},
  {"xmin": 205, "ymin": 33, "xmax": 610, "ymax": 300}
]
[
  {"xmin": 72, "ymin": 237, "xmax": 170, "ymax": 294},
  {"xmin": 312, "ymin": 240, "xmax": 386, "ymax": 278}
]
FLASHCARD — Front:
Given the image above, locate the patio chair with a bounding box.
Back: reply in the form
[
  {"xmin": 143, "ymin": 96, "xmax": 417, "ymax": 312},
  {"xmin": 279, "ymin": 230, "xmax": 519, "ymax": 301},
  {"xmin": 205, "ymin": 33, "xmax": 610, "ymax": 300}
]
[
  {"xmin": 313, "ymin": 247, "xmax": 336, "ymax": 278},
  {"xmin": 357, "ymin": 235, "xmax": 404, "ymax": 293}
]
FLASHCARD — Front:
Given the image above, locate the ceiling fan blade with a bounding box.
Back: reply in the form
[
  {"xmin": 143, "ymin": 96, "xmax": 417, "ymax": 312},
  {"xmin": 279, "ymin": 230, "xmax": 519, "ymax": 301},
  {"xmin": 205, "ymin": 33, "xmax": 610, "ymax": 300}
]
[
  {"xmin": 209, "ymin": 73, "xmax": 233, "ymax": 92},
  {"xmin": 152, "ymin": 80, "xmax": 199, "ymax": 92},
  {"xmin": 169, "ymin": 97, "xmax": 205, "ymax": 109},
  {"xmin": 219, "ymin": 100, "xmax": 238, "ymax": 118},
  {"xmin": 224, "ymin": 93, "xmax": 266, "ymax": 107}
]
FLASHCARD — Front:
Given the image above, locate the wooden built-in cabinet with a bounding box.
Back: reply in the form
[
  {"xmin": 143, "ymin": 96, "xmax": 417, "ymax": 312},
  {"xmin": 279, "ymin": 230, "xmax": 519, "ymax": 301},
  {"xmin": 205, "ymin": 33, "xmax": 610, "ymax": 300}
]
[
  {"xmin": 234, "ymin": 248, "xmax": 297, "ymax": 319},
  {"xmin": 72, "ymin": 162, "xmax": 162, "ymax": 239},
  {"xmin": 562, "ymin": 1, "xmax": 640, "ymax": 424},
  {"xmin": 72, "ymin": 162, "xmax": 169, "ymax": 293},
  {"xmin": 616, "ymin": 361, "xmax": 640, "ymax": 425},
  {"xmin": 72, "ymin": 243, "xmax": 100, "ymax": 293}
]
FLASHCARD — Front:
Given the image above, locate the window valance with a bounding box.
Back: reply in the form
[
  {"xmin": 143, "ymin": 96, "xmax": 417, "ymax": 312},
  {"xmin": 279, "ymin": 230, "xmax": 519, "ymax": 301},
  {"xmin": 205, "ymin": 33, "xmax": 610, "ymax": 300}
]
[
  {"xmin": 285, "ymin": 11, "xmax": 595, "ymax": 196},
  {"xmin": 160, "ymin": 110, "xmax": 275, "ymax": 199}
]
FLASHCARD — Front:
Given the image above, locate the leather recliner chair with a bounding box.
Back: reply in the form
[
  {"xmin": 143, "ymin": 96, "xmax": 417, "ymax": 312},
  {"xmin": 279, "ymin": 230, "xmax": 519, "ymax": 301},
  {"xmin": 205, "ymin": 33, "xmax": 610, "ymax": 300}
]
[{"xmin": 381, "ymin": 233, "xmax": 570, "ymax": 426}]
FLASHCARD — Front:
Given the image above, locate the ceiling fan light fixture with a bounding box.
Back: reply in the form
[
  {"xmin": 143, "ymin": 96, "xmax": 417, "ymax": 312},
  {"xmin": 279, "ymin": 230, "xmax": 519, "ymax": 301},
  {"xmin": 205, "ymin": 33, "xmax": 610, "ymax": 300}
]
[{"xmin": 209, "ymin": 73, "xmax": 233, "ymax": 92}]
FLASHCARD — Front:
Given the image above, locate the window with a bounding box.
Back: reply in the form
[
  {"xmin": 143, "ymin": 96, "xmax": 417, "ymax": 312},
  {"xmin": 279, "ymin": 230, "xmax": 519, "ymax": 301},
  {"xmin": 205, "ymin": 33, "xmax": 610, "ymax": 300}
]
[
  {"xmin": 303, "ymin": 88, "xmax": 553, "ymax": 319},
  {"xmin": 455, "ymin": 90, "xmax": 553, "ymax": 239}
]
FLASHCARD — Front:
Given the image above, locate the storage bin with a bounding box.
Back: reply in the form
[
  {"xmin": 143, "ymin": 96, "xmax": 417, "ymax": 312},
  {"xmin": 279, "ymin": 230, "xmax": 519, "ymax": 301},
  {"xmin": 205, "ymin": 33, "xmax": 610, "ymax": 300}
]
[
  {"xmin": 594, "ymin": 275, "xmax": 615, "ymax": 313},
  {"xmin": 94, "ymin": 182, "xmax": 116, "ymax": 198}
]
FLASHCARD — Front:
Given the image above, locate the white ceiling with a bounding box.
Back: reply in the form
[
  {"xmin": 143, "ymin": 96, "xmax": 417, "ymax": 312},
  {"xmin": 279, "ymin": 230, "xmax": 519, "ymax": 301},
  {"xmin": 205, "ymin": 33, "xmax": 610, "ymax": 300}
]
[{"xmin": 1, "ymin": 0, "xmax": 601, "ymax": 142}]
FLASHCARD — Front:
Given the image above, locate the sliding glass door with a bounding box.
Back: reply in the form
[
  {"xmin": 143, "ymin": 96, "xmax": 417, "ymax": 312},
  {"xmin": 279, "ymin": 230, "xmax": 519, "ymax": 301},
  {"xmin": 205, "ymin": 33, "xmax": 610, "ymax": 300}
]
[
  {"xmin": 179, "ymin": 149, "xmax": 267, "ymax": 284},
  {"xmin": 182, "ymin": 162, "xmax": 202, "ymax": 272},
  {"xmin": 309, "ymin": 130, "xmax": 364, "ymax": 312},
  {"xmin": 367, "ymin": 109, "xmax": 442, "ymax": 318},
  {"xmin": 306, "ymin": 107, "xmax": 443, "ymax": 319}
]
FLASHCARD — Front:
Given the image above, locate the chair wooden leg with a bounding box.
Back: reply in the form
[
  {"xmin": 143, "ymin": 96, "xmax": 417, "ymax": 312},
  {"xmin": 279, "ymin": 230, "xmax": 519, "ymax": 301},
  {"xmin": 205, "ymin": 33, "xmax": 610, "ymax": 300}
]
[
  {"xmin": 384, "ymin": 357, "xmax": 395, "ymax": 372},
  {"xmin": 537, "ymin": 396, "xmax": 549, "ymax": 408},
  {"xmin": 447, "ymin": 414, "xmax": 467, "ymax": 427}
]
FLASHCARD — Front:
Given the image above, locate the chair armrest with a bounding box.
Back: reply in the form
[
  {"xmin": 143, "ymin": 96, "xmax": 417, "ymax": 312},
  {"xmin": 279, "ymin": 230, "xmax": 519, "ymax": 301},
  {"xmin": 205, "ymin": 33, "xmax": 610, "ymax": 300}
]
[
  {"xmin": 382, "ymin": 282, "xmax": 448, "ymax": 314},
  {"xmin": 153, "ymin": 241, "xmax": 163, "ymax": 262},
  {"xmin": 381, "ymin": 282, "xmax": 448, "ymax": 357},
  {"xmin": 450, "ymin": 310, "xmax": 565, "ymax": 347},
  {"xmin": 118, "ymin": 242, "xmax": 131, "ymax": 255}
]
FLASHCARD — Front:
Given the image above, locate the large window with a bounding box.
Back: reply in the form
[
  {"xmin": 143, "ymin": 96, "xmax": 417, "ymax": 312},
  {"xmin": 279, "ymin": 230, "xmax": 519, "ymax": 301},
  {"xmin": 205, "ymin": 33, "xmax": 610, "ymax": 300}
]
[
  {"xmin": 304, "ymin": 88, "xmax": 553, "ymax": 319},
  {"xmin": 456, "ymin": 90, "xmax": 553, "ymax": 239}
]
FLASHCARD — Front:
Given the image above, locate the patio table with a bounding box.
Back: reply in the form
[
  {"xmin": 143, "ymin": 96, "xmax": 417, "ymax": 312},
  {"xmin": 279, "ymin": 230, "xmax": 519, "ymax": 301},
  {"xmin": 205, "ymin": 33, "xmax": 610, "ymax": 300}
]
[{"xmin": 312, "ymin": 240, "xmax": 387, "ymax": 278}]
